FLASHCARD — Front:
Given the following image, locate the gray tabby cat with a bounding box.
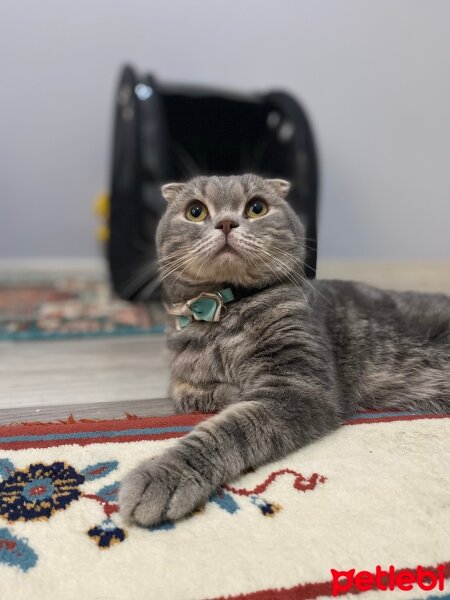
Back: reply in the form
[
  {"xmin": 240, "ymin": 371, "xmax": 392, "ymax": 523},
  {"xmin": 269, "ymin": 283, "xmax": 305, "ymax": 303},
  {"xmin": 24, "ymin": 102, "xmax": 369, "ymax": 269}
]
[{"xmin": 119, "ymin": 174, "xmax": 450, "ymax": 526}]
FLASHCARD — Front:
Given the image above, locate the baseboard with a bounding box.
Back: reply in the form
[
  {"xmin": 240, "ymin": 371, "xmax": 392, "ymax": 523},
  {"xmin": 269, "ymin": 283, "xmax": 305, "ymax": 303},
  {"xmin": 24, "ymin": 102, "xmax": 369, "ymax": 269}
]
[{"xmin": 318, "ymin": 260, "xmax": 450, "ymax": 294}]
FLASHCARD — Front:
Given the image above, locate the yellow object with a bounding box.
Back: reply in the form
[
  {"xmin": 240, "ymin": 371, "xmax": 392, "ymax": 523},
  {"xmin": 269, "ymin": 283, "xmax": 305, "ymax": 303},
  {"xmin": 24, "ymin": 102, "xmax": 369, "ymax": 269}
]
[{"xmin": 93, "ymin": 193, "xmax": 110, "ymax": 242}]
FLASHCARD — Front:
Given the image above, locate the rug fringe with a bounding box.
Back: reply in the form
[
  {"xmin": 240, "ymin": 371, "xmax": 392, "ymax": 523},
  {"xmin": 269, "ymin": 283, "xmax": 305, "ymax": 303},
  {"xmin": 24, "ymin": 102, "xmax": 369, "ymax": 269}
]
[{"xmin": 2, "ymin": 412, "xmax": 141, "ymax": 428}]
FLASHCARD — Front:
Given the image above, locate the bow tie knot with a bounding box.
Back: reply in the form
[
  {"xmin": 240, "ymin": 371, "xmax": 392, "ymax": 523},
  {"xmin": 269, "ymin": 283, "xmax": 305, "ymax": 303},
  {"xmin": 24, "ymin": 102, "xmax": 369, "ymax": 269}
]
[{"xmin": 166, "ymin": 289, "xmax": 235, "ymax": 330}]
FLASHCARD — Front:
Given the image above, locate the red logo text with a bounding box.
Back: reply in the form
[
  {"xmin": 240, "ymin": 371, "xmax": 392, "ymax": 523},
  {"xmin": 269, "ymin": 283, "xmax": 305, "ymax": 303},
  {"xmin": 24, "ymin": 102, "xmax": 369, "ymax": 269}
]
[{"xmin": 331, "ymin": 565, "xmax": 445, "ymax": 596}]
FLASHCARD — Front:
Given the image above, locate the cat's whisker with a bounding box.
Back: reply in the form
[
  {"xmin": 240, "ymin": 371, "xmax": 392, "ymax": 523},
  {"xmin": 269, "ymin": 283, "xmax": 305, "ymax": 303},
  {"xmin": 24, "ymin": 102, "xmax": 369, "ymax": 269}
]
[
  {"xmin": 116, "ymin": 245, "xmax": 197, "ymax": 298},
  {"xmin": 275, "ymin": 250, "xmax": 318, "ymax": 274},
  {"xmin": 160, "ymin": 256, "xmax": 199, "ymax": 284},
  {"xmin": 159, "ymin": 257, "xmax": 197, "ymax": 282},
  {"xmin": 119, "ymin": 261, "xmax": 160, "ymax": 298},
  {"xmin": 261, "ymin": 243, "xmax": 329, "ymax": 302},
  {"xmin": 194, "ymin": 248, "xmax": 215, "ymax": 283},
  {"xmin": 284, "ymin": 234, "xmax": 318, "ymax": 252},
  {"xmin": 245, "ymin": 242, "xmax": 309, "ymax": 304},
  {"xmin": 158, "ymin": 250, "xmax": 199, "ymax": 278},
  {"xmin": 243, "ymin": 247, "xmax": 283, "ymax": 286},
  {"xmin": 158, "ymin": 242, "xmax": 205, "ymax": 265},
  {"xmin": 245, "ymin": 235, "xmax": 315, "ymax": 278},
  {"xmin": 252, "ymin": 252, "xmax": 310, "ymax": 306},
  {"xmin": 245, "ymin": 253, "xmax": 272, "ymax": 287},
  {"xmin": 268, "ymin": 261, "xmax": 309, "ymax": 305},
  {"xmin": 263, "ymin": 253, "xmax": 316, "ymax": 304},
  {"xmin": 158, "ymin": 244, "xmax": 202, "ymax": 263},
  {"xmin": 255, "ymin": 245, "xmax": 329, "ymax": 302},
  {"xmin": 159, "ymin": 254, "xmax": 196, "ymax": 276},
  {"xmin": 249, "ymin": 242, "xmax": 310, "ymax": 301},
  {"xmin": 167, "ymin": 256, "xmax": 203, "ymax": 289},
  {"xmin": 294, "ymin": 236, "xmax": 318, "ymax": 243},
  {"xmin": 167, "ymin": 243, "xmax": 214, "ymax": 289},
  {"xmin": 158, "ymin": 240, "xmax": 211, "ymax": 279}
]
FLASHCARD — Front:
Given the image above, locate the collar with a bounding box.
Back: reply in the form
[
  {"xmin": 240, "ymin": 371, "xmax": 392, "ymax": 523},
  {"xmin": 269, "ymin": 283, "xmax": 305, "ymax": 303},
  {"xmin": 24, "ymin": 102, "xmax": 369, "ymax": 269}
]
[{"xmin": 165, "ymin": 285, "xmax": 268, "ymax": 330}]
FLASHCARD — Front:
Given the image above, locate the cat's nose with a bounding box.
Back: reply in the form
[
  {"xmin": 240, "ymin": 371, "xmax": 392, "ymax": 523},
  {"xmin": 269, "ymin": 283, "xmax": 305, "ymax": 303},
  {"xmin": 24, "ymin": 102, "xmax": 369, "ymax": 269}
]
[{"xmin": 215, "ymin": 220, "xmax": 239, "ymax": 235}]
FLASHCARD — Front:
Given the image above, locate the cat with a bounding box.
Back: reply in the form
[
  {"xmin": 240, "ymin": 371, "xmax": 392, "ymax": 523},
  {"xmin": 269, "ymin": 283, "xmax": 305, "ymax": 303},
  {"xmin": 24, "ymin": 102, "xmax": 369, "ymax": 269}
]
[{"xmin": 119, "ymin": 174, "xmax": 450, "ymax": 527}]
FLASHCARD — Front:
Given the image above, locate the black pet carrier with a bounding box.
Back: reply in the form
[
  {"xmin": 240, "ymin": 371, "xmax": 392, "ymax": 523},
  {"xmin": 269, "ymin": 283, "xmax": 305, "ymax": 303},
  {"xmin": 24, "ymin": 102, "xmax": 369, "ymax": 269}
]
[{"xmin": 108, "ymin": 65, "xmax": 319, "ymax": 301}]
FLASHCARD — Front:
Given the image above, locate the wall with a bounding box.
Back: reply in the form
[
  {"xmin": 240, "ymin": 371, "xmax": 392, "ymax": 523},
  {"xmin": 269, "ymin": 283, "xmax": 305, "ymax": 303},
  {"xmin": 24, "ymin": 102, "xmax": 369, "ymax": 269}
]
[{"xmin": 1, "ymin": 0, "xmax": 449, "ymax": 260}]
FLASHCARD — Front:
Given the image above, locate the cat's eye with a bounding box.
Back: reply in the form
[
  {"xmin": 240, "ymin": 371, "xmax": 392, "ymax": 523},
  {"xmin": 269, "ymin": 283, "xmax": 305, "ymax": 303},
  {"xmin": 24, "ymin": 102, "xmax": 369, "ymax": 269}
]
[
  {"xmin": 185, "ymin": 201, "xmax": 208, "ymax": 222},
  {"xmin": 245, "ymin": 198, "xmax": 268, "ymax": 219}
]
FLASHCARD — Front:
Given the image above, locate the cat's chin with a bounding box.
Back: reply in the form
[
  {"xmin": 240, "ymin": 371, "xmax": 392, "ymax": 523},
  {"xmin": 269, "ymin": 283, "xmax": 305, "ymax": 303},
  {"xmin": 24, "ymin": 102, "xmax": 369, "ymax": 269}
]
[
  {"xmin": 189, "ymin": 253, "xmax": 246, "ymax": 286},
  {"xmin": 181, "ymin": 248, "xmax": 270, "ymax": 288},
  {"xmin": 211, "ymin": 246, "xmax": 242, "ymax": 270},
  {"xmin": 215, "ymin": 247, "xmax": 239, "ymax": 260},
  {"xmin": 214, "ymin": 243, "xmax": 240, "ymax": 257}
]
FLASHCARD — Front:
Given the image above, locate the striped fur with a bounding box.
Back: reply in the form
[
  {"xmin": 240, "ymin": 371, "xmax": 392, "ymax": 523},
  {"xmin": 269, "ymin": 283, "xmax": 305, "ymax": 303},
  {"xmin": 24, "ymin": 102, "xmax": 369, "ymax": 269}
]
[{"xmin": 120, "ymin": 175, "xmax": 450, "ymax": 526}]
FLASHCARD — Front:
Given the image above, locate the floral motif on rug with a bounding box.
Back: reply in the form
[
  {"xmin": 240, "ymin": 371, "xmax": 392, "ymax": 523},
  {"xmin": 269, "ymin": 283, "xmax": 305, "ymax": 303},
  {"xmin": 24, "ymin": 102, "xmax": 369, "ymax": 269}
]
[
  {"xmin": 0, "ymin": 412, "xmax": 449, "ymax": 600},
  {"xmin": 0, "ymin": 455, "xmax": 325, "ymax": 561}
]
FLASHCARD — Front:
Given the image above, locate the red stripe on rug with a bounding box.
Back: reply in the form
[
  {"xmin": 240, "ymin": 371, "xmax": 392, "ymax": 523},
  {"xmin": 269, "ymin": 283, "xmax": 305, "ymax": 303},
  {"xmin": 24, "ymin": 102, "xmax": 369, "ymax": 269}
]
[
  {"xmin": 0, "ymin": 413, "xmax": 207, "ymax": 435},
  {"xmin": 2, "ymin": 412, "xmax": 449, "ymax": 435},
  {"xmin": 348, "ymin": 413, "xmax": 450, "ymax": 425},
  {"xmin": 1, "ymin": 413, "xmax": 449, "ymax": 450},
  {"xmin": 0, "ymin": 432, "xmax": 191, "ymax": 450},
  {"xmin": 0, "ymin": 412, "xmax": 208, "ymax": 434},
  {"xmin": 0, "ymin": 413, "xmax": 210, "ymax": 450},
  {"xmin": 210, "ymin": 560, "xmax": 450, "ymax": 600}
]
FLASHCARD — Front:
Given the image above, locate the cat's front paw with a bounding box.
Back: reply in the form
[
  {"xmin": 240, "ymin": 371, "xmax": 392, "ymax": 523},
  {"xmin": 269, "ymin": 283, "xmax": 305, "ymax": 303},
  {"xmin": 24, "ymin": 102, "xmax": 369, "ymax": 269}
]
[{"xmin": 119, "ymin": 454, "xmax": 213, "ymax": 527}]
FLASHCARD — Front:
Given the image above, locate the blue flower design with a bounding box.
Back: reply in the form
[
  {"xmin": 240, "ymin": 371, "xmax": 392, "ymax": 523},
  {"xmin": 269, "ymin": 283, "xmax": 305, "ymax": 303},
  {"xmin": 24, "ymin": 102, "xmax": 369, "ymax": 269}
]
[
  {"xmin": 0, "ymin": 462, "xmax": 85, "ymax": 522},
  {"xmin": 81, "ymin": 461, "xmax": 118, "ymax": 481},
  {"xmin": 87, "ymin": 519, "xmax": 126, "ymax": 548},
  {"xmin": 0, "ymin": 459, "xmax": 15, "ymax": 480},
  {"xmin": 250, "ymin": 495, "xmax": 282, "ymax": 516},
  {"xmin": 210, "ymin": 490, "xmax": 239, "ymax": 514},
  {"xmin": 97, "ymin": 481, "xmax": 120, "ymax": 503},
  {"xmin": 0, "ymin": 527, "xmax": 38, "ymax": 572},
  {"xmin": 22, "ymin": 477, "xmax": 54, "ymax": 502}
]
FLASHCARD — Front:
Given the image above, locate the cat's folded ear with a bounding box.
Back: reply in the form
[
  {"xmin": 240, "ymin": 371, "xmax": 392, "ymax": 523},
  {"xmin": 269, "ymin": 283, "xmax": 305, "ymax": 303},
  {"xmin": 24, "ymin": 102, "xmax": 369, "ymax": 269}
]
[
  {"xmin": 161, "ymin": 183, "xmax": 186, "ymax": 202},
  {"xmin": 266, "ymin": 179, "xmax": 291, "ymax": 198}
]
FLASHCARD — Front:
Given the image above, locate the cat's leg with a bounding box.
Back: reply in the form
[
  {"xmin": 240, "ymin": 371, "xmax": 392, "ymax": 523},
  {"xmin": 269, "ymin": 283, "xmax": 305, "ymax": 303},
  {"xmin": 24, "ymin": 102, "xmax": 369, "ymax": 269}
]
[
  {"xmin": 119, "ymin": 382, "xmax": 341, "ymax": 526},
  {"xmin": 171, "ymin": 380, "xmax": 241, "ymax": 413}
]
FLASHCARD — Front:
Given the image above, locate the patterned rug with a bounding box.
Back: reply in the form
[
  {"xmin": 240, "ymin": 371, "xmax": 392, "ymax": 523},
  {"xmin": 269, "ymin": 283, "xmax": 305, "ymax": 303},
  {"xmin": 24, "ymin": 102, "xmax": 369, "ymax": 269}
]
[
  {"xmin": 0, "ymin": 275, "xmax": 165, "ymax": 340},
  {"xmin": 0, "ymin": 413, "xmax": 449, "ymax": 600}
]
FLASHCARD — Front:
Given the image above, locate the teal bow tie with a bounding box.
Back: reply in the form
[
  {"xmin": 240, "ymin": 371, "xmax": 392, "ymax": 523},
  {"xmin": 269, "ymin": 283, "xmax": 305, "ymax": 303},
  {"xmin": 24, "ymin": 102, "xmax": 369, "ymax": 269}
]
[{"xmin": 166, "ymin": 288, "xmax": 235, "ymax": 330}]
